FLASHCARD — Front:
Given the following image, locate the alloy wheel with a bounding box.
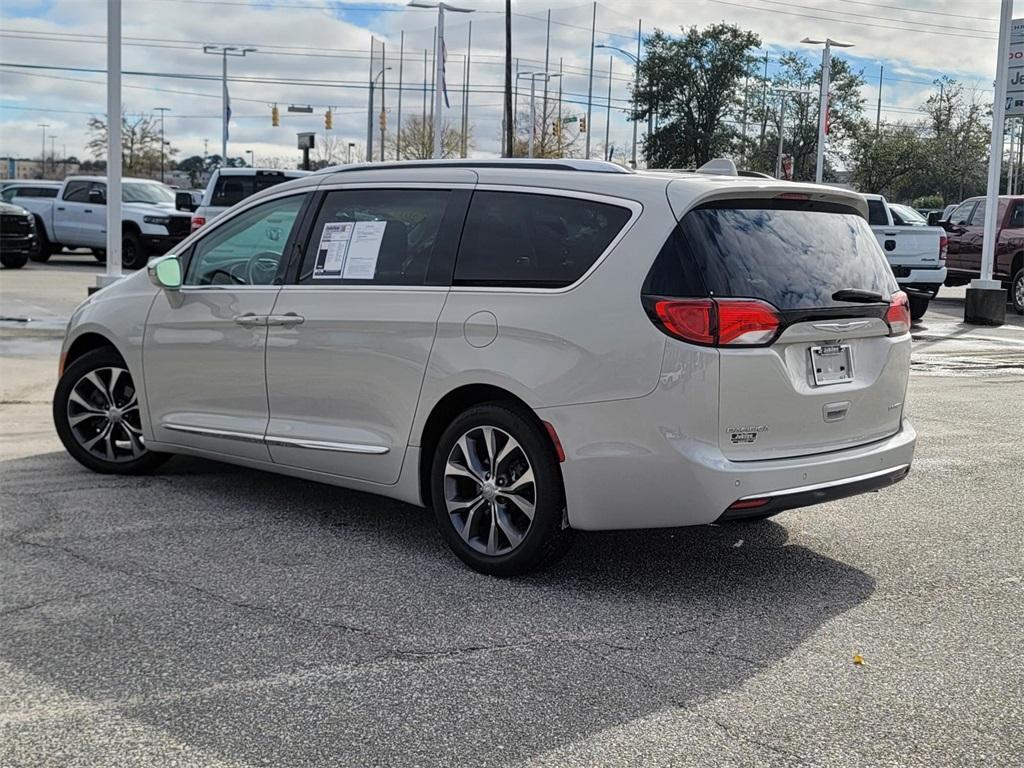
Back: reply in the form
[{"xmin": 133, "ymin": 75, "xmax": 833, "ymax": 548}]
[
  {"xmin": 1015, "ymin": 273, "xmax": 1024, "ymax": 311},
  {"xmin": 66, "ymin": 366, "xmax": 146, "ymax": 462},
  {"xmin": 443, "ymin": 425, "xmax": 536, "ymax": 556}
]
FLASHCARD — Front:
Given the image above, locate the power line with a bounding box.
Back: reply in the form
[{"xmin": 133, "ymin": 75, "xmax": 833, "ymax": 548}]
[
  {"xmin": 750, "ymin": 0, "xmax": 995, "ymax": 34},
  {"xmin": 704, "ymin": 0, "xmax": 997, "ymax": 40}
]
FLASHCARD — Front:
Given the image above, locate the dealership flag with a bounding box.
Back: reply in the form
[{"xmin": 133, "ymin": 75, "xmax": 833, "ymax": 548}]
[
  {"xmin": 441, "ymin": 39, "xmax": 450, "ymax": 108},
  {"xmin": 224, "ymin": 83, "xmax": 232, "ymax": 142}
]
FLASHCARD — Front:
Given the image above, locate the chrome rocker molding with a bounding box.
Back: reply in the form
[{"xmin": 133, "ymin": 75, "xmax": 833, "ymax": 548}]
[{"xmin": 162, "ymin": 423, "xmax": 389, "ymax": 454}]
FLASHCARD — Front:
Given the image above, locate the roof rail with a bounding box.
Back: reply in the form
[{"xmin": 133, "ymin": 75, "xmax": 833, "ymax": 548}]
[{"xmin": 315, "ymin": 158, "xmax": 633, "ymax": 175}]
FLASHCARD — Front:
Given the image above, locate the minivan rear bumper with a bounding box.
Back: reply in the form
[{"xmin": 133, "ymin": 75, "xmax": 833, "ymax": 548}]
[{"xmin": 541, "ymin": 390, "xmax": 916, "ymax": 530}]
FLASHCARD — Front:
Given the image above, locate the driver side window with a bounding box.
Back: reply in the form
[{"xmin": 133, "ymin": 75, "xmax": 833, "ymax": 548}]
[{"xmin": 186, "ymin": 194, "xmax": 305, "ymax": 286}]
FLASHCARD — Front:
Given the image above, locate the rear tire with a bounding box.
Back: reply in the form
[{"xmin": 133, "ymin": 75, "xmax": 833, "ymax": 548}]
[
  {"xmin": 53, "ymin": 347, "xmax": 169, "ymax": 475},
  {"xmin": 121, "ymin": 230, "xmax": 147, "ymax": 270},
  {"xmin": 1, "ymin": 252, "xmax": 28, "ymax": 269},
  {"xmin": 430, "ymin": 403, "xmax": 573, "ymax": 576},
  {"xmin": 30, "ymin": 219, "xmax": 53, "ymax": 262},
  {"xmin": 908, "ymin": 294, "xmax": 929, "ymax": 322},
  {"xmin": 1012, "ymin": 267, "xmax": 1024, "ymax": 316},
  {"xmin": 93, "ymin": 249, "xmax": 107, "ymax": 264}
]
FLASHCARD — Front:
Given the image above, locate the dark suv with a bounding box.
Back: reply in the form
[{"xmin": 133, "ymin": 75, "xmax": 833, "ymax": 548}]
[{"xmin": 0, "ymin": 201, "xmax": 38, "ymax": 269}]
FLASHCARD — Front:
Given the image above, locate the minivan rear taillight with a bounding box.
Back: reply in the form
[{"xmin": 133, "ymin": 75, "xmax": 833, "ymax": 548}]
[
  {"xmin": 886, "ymin": 291, "xmax": 911, "ymax": 336},
  {"xmin": 651, "ymin": 298, "xmax": 781, "ymax": 347}
]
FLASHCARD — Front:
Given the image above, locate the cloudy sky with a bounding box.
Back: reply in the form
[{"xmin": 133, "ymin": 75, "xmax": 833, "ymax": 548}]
[{"xmin": 0, "ymin": 0, "xmax": 1003, "ymax": 167}]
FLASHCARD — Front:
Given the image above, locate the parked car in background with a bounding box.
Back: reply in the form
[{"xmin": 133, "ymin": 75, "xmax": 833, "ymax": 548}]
[
  {"xmin": 15, "ymin": 176, "xmax": 192, "ymax": 269},
  {"xmin": 0, "ymin": 200, "xmax": 39, "ymax": 268},
  {"xmin": 942, "ymin": 195, "xmax": 1024, "ymax": 315},
  {"xmin": 864, "ymin": 194, "xmax": 947, "ymax": 321},
  {"xmin": 53, "ymin": 159, "xmax": 915, "ymax": 575},
  {"xmin": 2, "ymin": 180, "xmax": 62, "ymax": 205},
  {"xmin": 191, "ymin": 168, "xmax": 311, "ymax": 231}
]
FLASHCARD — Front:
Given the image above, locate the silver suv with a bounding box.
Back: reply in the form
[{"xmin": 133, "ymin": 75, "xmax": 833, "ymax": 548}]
[{"xmin": 53, "ymin": 160, "xmax": 916, "ymax": 575}]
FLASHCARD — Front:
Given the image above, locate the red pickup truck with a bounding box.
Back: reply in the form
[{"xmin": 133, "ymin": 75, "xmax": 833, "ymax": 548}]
[{"xmin": 941, "ymin": 195, "xmax": 1024, "ymax": 315}]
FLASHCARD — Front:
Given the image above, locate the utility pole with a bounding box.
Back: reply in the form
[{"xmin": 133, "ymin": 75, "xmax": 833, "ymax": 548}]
[
  {"xmin": 504, "ymin": 0, "xmax": 513, "ymax": 157},
  {"xmin": 381, "ymin": 43, "xmax": 387, "ymax": 162},
  {"xmin": 48, "ymin": 135, "xmax": 57, "ymax": 175},
  {"xmin": 585, "ymin": 2, "xmax": 596, "ymax": 158},
  {"xmin": 154, "ymin": 107, "xmax": 170, "ymax": 182},
  {"xmin": 397, "ymin": 31, "xmax": 404, "ymax": 158},
  {"xmin": 773, "ymin": 88, "xmax": 812, "ymax": 178},
  {"xmin": 557, "ymin": 57, "xmax": 564, "ymax": 156},
  {"xmin": 758, "ymin": 51, "xmax": 769, "ymax": 152},
  {"xmin": 875, "ymin": 64, "xmax": 883, "ymax": 134},
  {"xmin": 604, "ymin": 56, "xmax": 612, "ymax": 161},
  {"xmin": 203, "ymin": 45, "xmax": 255, "ymax": 166},
  {"xmin": 463, "ymin": 22, "xmax": 472, "ymax": 158},
  {"xmin": 409, "ymin": 3, "xmax": 475, "ymax": 159},
  {"xmin": 37, "ymin": 123, "xmax": 49, "ymax": 179},
  {"xmin": 541, "ymin": 9, "xmax": 551, "ymax": 156},
  {"xmin": 801, "ymin": 37, "xmax": 853, "ymax": 183}
]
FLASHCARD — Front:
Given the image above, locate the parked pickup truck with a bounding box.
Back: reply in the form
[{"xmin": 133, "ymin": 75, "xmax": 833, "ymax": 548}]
[
  {"xmin": 940, "ymin": 195, "xmax": 1024, "ymax": 315},
  {"xmin": 15, "ymin": 176, "xmax": 192, "ymax": 270},
  {"xmin": 191, "ymin": 168, "xmax": 311, "ymax": 232},
  {"xmin": 865, "ymin": 194, "xmax": 947, "ymax": 321}
]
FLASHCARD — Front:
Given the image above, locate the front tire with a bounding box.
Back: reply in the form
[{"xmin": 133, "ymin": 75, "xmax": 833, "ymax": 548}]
[
  {"xmin": 1012, "ymin": 267, "xmax": 1024, "ymax": 316},
  {"xmin": 431, "ymin": 403, "xmax": 572, "ymax": 576},
  {"xmin": 53, "ymin": 347, "xmax": 169, "ymax": 475},
  {"xmin": 1, "ymin": 252, "xmax": 28, "ymax": 269},
  {"xmin": 121, "ymin": 230, "xmax": 147, "ymax": 270},
  {"xmin": 30, "ymin": 219, "xmax": 53, "ymax": 262}
]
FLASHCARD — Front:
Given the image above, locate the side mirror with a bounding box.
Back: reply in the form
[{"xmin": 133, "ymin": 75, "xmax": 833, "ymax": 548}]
[
  {"xmin": 148, "ymin": 254, "xmax": 182, "ymax": 290},
  {"xmin": 927, "ymin": 211, "xmax": 941, "ymax": 227},
  {"xmin": 175, "ymin": 191, "xmax": 197, "ymax": 212}
]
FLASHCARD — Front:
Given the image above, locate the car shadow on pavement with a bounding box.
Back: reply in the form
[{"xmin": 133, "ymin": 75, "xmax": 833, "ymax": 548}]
[{"xmin": 2, "ymin": 452, "xmax": 875, "ymax": 767}]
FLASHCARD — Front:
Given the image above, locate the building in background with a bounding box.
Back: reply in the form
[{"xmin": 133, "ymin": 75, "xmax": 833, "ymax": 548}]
[{"xmin": 1, "ymin": 157, "xmax": 81, "ymax": 180}]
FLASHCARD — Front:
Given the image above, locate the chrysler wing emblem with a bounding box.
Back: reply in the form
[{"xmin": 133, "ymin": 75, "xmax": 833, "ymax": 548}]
[{"xmin": 812, "ymin": 320, "xmax": 871, "ymax": 333}]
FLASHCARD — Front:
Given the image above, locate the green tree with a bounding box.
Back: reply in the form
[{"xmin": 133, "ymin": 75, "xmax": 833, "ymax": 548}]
[
  {"xmin": 744, "ymin": 52, "xmax": 865, "ymax": 180},
  {"xmin": 635, "ymin": 24, "xmax": 761, "ymax": 168},
  {"xmin": 848, "ymin": 121, "xmax": 929, "ymax": 197},
  {"xmin": 923, "ymin": 78, "xmax": 989, "ymax": 202}
]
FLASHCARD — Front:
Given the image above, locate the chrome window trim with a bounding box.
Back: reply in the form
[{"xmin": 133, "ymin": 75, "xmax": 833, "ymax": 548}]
[
  {"xmin": 449, "ymin": 184, "xmax": 643, "ymax": 295},
  {"xmin": 161, "ymin": 423, "xmax": 389, "ymax": 455},
  {"xmin": 738, "ymin": 464, "xmax": 911, "ymax": 500}
]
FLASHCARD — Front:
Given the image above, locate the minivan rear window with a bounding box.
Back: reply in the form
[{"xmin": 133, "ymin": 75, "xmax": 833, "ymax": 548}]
[
  {"xmin": 211, "ymin": 173, "xmax": 290, "ymax": 207},
  {"xmin": 645, "ymin": 202, "xmax": 898, "ymax": 311}
]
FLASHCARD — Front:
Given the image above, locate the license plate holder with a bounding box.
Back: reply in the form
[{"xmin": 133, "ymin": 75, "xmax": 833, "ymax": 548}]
[{"xmin": 810, "ymin": 344, "xmax": 853, "ymax": 386}]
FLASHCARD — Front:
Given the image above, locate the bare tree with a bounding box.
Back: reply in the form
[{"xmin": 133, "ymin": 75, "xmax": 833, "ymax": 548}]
[
  {"xmin": 86, "ymin": 110, "xmax": 175, "ymax": 176},
  {"xmin": 512, "ymin": 100, "xmax": 583, "ymax": 159},
  {"xmin": 388, "ymin": 115, "xmax": 470, "ymax": 160}
]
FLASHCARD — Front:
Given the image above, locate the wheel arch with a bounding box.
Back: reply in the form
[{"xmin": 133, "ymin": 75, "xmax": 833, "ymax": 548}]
[
  {"xmin": 1012, "ymin": 250, "xmax": 1023, "ymax": 280},
  {"xmin": 416, "ymin": 383, "xmax": 556, "ymax": 509},
  {"xmin": 122, "ymin": 220, "xmax": 142, "ymax": 235},
  {"xmin": 61, "ymin": 332, "xmax": 123, "ymax": 376}
]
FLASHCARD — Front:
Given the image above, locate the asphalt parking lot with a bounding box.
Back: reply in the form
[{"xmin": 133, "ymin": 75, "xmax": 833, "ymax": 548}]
[{"xmin": 2, "ymin": 255, "xmax": 1022, "ymax": 767}]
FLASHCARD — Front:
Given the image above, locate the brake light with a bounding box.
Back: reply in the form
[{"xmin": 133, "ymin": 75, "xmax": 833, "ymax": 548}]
[
  {"xmin": 726, "ymin": 497, "xmax": 771, "ymax": 511},
  {"xmin": 190, "ymin": 216, "xmax": 206, "ymax": 232},
  {"xmin": 939, "ymin": 234, "xmax": 948, "ymax": 262},
  {"xmin": 886, "ymin": 291, "xmax": 911, "ymax": 336},
  {"xmin": 775, "ymin": 192, "xmax": 811, "ymax": 201},
  {"xmin": 652, "ymin": 298, "xmax": 780, "ymax": 347}
]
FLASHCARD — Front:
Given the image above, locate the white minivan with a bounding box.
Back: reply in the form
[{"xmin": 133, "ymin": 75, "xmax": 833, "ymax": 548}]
[{"xmin": 54, "ymin": 159, "xmax": 915, "ymax": 575}]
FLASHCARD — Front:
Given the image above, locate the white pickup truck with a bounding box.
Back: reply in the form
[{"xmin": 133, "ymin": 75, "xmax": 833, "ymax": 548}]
[
  {"xmin": 864, "ymin": 194, "xmax": 947, "ymax": 321},
  {"xmin": 15, "ymin": 176, "xmax": 193, "ymax": 270}
]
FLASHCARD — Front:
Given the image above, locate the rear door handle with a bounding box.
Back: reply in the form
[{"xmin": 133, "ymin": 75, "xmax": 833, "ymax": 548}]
[
  {"xmin": 56, "ymin": 206, "xmax": 65, "ymax": 211},
  {"xmin": 266, "ymin": 313, "xmax": 304, "ymax": 327},
  {"xmin": 233, "ymin": 313, "xmax": 266, "ymax": 327},
  {"xmin": 83, "ymin": 209, "xmax": 93, "ymax": 213}
]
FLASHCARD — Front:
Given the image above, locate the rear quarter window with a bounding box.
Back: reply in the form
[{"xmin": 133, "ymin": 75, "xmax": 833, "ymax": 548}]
[
  {"xmin": 645, "ymin": 202, "xmax": 898, "ymax": 311},
  {"xmin": 867, "ymin": 199, "xmax": 889, "ymax": 226},
  {"xmin": 454, "ymin": 191, "xmax": 632, "ymax": 288}
]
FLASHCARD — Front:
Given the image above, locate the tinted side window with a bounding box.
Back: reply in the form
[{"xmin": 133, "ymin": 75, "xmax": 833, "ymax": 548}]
[
  {"xmin": 949, "ymin": 202, "xmax": 975, "ymax": 225},
  {"xmin": 211, "ymin": 176, "xmax": 254, "ymax": 207},
  {"xmin": 38, "ymin": 187, "xmax": 59, "ymax": 198},
  {"xmin": 968, "ymin": 200, "xmax": 986, "ymax": 226},
  {"xmin": 299, "ymin": 189, "xmax": 450, "ymax": 286},
  {"xmin": 186, "ymin": 194, "xmax": 305, "ymax": 286},
  {"xmin": 1010, "ymin": 203, "xmax": 1024, "ymax": 229},
  {"xmin": 455, "ymin": 191, "xmax": 631, "ymax": 288},
  {"xmin": 867, "ymin": 199, "xmax": 889, "ymax": 226},
  {"xmin": 63, "ymin": 181, "xmax": 90, "ymax": 202}
]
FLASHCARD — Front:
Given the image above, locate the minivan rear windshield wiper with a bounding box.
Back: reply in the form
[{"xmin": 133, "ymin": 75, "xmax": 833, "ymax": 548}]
[{"xmin": 832, "ymin": 288, "xmax": 886, "ymax": 303}]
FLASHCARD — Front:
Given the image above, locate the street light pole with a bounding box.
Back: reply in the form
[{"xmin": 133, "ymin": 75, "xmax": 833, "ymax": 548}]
[
  {"xmin": 772, "ymin": 88, "xmax": 812, "ymax": 179},
  {"xmin": 596, "ymin": 42, "xmax": 640, "ymax": 168},
  {"xmin": 48, "ymin": 135, "xmax": 57, "ymax": 175},
  {"xmin": 517, "ymin": 71, "xmax": 561, "ymax": 158},
  {"xmin": 801, "ymin": 37, "xmax": 853, "ymax": 183},
  {"xmin": 202, "ymin": 46, "xmax": 255, "ymax": 167},
  {"xmin": 366, "ymin": 67, "xmax": 391, "ymax": 161},
  {"xmin": 409, "ymin": 2, "xmax": 474, "ymax": 159},
  {"xmin": 154, "ymin": 107, "xmax": 170, "ymax": 182},
  {"xmin": 97, "ymin": 0, "xmax": 122, "ymax": 290}
]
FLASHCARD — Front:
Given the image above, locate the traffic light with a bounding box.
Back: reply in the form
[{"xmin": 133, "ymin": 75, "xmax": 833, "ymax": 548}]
[
  {"xmin": 579, "ymin": 117, "xmax": 587, "ymax": 133},
  {"xmin": 551, "ymin": 121, "xmax": 560, "ymax": 138},
  {"xmin": 271, "ymin": 104, "xmax": 279, "ymax": 127},
  {"xmin": 324, "ymin": 108, "xmax": 333, "ymax": 130},
  {"xmin": 379, "ymin": 110, "xmax": 387, "ymax": 133}
]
